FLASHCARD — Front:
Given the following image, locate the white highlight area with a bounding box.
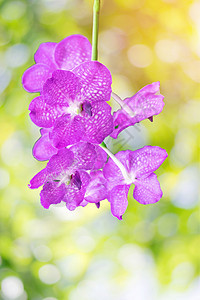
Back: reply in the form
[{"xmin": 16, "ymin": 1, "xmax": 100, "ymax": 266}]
[{"xmin": 1, "ymin": 276, "xmax": 24, "ymax": 299}]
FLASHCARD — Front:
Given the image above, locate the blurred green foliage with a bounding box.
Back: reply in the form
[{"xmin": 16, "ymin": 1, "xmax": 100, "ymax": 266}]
[{"xmin": 0, "ymin": 0, "xmax": 199, "ymax": 299}]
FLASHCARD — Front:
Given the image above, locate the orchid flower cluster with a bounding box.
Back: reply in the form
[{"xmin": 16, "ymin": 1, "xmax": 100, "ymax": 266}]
[{"xmin": 22, "ymin": 34, "xmax": 167, "ymax": 220}]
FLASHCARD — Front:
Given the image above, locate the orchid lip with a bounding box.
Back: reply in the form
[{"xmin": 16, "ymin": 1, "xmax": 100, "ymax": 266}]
[
  {"xmin": 71, "ymin": 171, "xmax": 82, "ymax": 190},
  {"xmin": 81, "ymin": 101, "xmax": 92, "ymax": 116}
]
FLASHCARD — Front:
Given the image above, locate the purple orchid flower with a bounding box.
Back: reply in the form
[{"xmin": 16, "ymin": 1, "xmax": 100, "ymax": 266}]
[
  {"xmin": 111, "ymin": 82, "xmax": 165, "ymax": 139},
  {"xmin": 103, "ymin": 145, "xmax": 168, "ymax": 220},
  {"xmin": 29, "ymin": 61, "xmax": 113, "ymax": 147},
  {"xmin": 29, "ymin": 142, "xmax": 99, "ymax": 210},
  {"xmin": 22, "ymin": 35, "xmax": 92, "ymax": 93}
]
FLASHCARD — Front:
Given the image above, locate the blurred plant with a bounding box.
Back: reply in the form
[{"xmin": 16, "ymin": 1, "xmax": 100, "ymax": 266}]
[{"xmin": 22, "ymin": 0, "xmax": 167, "ymax": 219}]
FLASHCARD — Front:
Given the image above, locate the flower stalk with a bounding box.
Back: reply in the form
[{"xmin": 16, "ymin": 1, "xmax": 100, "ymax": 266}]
[
  {"xmin": 99, "ymin": 143, "xmax": 131, "ymax": 184},
  {"xmin": 92, "ymin": 0, "xmax": 100, "ymax": 61}
]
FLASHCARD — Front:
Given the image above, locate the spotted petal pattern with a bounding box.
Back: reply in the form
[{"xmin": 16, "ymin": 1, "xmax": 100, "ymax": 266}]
[
  {"xmin": 82, "ymin": 101, "xmax": 114, "ymax": 144},
  {"xmin": 54, "ymin": 34, "xmax": 92, "ymax": 70},
  {"xmin": 22, "ymin": 64, "xmax": 53, "ymax": 93},
  {"xmin": 40, "ymin": 182, "xmax": 66, "ymax": 209},
  {"xmin": 30, "ymin": 64, "xmax": 113, "ymax": 147},
  {"xmin": 29, "ymin": 96, "xmax": 62, "ymax": 128},
  {"xmin": 69, "ymin": 142, "xmax": 97, "ymax": 170},
  {"xmin": 50, "ymin": 114, "xmax": 85, "ymax": 148},
  {"xmin": 133, "ymin": 173, "xmax": 162, "ymax": 205},
  {"xmin": 109, "ymin": 185, "xmax": 130, "ymax": 220},
  {"xmin": 73, "ymin": 61, "xmax": 112, "ymax": 103},
  {"xmin": 43, "ymin": 70, "xmax": 81, "ymax": 106},
  {"xmin": 128, "ymin": 146, "xmax": 168, "ymax": 179}
]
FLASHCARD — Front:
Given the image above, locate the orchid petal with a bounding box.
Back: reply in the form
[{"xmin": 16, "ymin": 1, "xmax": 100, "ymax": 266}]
[
  {"xmin": 22, "ymin": 64, "xmax": 53, "ymax": 93},
  {"xmin": 82, "ymin": 101, "xmax": 113, "ymax": 144},
  {"xmin": 50, "ymin": 114, "xmax": 85, "ymax": 148},
  {"xmin": 34, "ymin": 42, "xmax": 57, "ymax": 69},
  {"xmin": 32, "ymin": 128, "xmax": 57, "ymax": 161},
  {"xmin": 29, "ymin": 96, "xmax": 61, "ymax": 128},
  {"xmin": 92, "ymin": 145, "xmax": 108, "ymax": 170},
  {"xmin": 69, "ymin": 142, "xmax": 97, "ymax": 170},
  {"xmin": 43, "ymin": 70, "xmax": 81, "ymax": 106},
  {"xmin": 54, "ymin": 34, "xmax": 92, "ymax": 70},
  {"xmin": 85, "ymin": 171, "xmax": 108, "ymax": 203},
  {"xmin": 73, "ymin": 61, "xmax": 112, "ymax": 102},
  {"xmin": 128, "ymin": 146, "xmax": 168, "ymax": 179},
  {"xmin": 109, "ymin": 185, "xmax": 130, "ymax": 220},
  {"xmin": 29, "ymin": 168, "xmax": 47, "ymax": 189},
  {"xmin": 133, "ymin": 173, "xmax": 163, "ymax": 204},
  {"xmin": 46, "ymin": 148, "xmax": 74, "ymax": 177},
  {"xmin": 40, "ymin": 181, "xmax": 66, "ymax": 209},
  {"xmin": 103, "ymin": 151, "xmax": 129, "ymax": 188}
]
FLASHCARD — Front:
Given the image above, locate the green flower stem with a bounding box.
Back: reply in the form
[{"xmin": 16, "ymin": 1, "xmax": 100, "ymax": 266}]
[{"xmin": 92, "ymin": 0, "xmax": 100, "ymax": 61}]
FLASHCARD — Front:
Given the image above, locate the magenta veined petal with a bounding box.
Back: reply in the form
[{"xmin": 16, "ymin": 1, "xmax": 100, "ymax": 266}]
[
  {"xmin": 50, "ymin": 115, "xmax": 85, "ymax": 148},
  {"xmin": 109, "ymin": 185, "xmax": 130, "ymax": 220},
  {"xmin": 128, "ymin": 145, "xmax": 168, "ymax": 179},
  {"xmin": 29, "ymin": 96, "xmax": 62, "ymax": 128},
  {"xmin": 85, "ymin": 171, "xmax": 108, "ymax": 203},
  {"xmin": 103, "ymin": 151, "xmax": 129, "ymax": 188},
  {"xmin": 82, "ymin": 101, "xmax": 114, "ymax": 144},
  {"xmin": 40, "ymin": 181, "xmax": 66, "ymax": 209},
  {"xmin": 133, "ymin": 173, "xmax": 163, "ymax": 204},
  {"xmin": 43, "ymin": 70, "xmax": 81, "ymax": 106},
  {"xmin": 92, "ymin": 145, "xmax": 108, "ymax": 170},
  {"xmin": 46, "ymin": 148, "xmax": 74, "ymax": 177},
  {"xmin": 69, "ymin": 142, "xmax": 97, "ymax": 170},
  {"xmin": 32, "ymin": 128, "xmax": 58, "ymax": 161},
  {"xmin": 22, "ymin": 64, "xmax": 53, "ymax": 93},
  {"xmin": 34, "ymin": 42, "xmax": 57, "ymax": 69},
  {"xmin": 29, "ymin": 168, "xmax": 47, "ymax": 189},
  {"xmin": 73, "ymin": 61, "xmax": 112, "ymax": 102},
  {"xmin": 54, "ymin": 34, "xmax": 92, "ymax": 70}
]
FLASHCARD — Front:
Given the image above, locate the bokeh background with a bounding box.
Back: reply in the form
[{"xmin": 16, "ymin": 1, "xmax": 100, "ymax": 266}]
[{"xmin": 0, "ymin": 0, "xmax": 199, "ymax": 299}]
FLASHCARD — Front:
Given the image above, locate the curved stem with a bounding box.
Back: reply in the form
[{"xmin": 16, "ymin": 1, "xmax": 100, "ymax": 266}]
[
  {"xmin": 92, "ymin": 0, "xmax": 100, "ymax": 61},
  {"xmin": 99, "ymin": 144, "xmax": 131, "ymax": 183}
]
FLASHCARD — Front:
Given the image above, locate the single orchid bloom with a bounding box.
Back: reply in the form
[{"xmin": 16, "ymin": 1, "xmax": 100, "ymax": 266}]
[
  {"xmin": 29, "ymin": 142, "xmax": 98, "ymax": 210},
  {"xmin": 103, "ymin": 145, "xmax": 168, "ymax": 220},
  {"xmin": 29, "ymin": 61, "xmax": 113, "ymax": 147},
  {"xmin": 22, "ymin": 34, "xmax": 92, "ymax": 93},
  {"xmin": 111, "ymin": 82, "xmax": 165, "ymax": 139}
]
